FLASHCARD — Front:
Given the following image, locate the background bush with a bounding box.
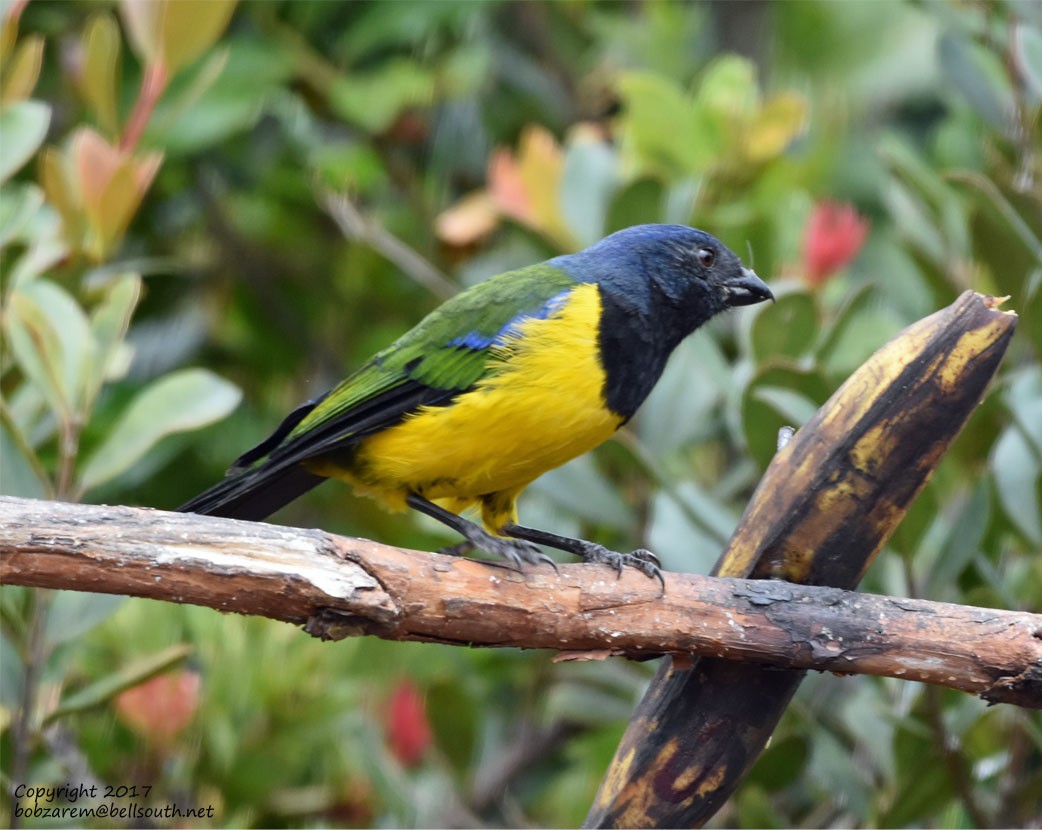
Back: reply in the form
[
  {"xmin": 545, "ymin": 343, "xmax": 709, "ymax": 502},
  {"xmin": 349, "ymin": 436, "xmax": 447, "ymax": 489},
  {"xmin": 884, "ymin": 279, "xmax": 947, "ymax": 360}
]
[{"xmin": 2, "ymin": 1, "xmax": 1040, "ymax": 826}]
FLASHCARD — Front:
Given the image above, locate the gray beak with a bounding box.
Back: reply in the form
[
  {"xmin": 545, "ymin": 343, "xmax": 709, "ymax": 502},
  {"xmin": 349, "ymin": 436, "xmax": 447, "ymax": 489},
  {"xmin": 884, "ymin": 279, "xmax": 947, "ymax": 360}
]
[{"xmin": 722, "ymin": 267, "xmax": 774, "ymax": 307}]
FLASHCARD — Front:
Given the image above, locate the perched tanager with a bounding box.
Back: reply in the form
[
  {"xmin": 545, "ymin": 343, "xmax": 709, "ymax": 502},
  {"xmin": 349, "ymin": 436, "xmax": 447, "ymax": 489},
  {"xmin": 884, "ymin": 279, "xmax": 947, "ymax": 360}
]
[{"xmin": 180, "ymin": 224, "xmax": 773, "ymax": 581}]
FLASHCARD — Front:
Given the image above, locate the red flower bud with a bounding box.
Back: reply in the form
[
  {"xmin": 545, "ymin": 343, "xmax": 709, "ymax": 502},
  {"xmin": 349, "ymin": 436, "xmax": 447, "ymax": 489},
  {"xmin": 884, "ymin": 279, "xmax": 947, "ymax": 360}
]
[
  {"xmin": 384, "ymin": 680, "xmax": 432, "ymax": 767},
  {"xmin": 803, "ymin": 201, "xmax": 869, "ymax": 286}
]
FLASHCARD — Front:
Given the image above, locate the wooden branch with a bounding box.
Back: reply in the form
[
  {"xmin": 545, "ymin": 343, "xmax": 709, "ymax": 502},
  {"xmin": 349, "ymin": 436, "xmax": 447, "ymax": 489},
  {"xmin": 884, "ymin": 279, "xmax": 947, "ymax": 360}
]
[{"xmin": 1, "ymin": 496, "xmax": 1039, "ymax": 708}]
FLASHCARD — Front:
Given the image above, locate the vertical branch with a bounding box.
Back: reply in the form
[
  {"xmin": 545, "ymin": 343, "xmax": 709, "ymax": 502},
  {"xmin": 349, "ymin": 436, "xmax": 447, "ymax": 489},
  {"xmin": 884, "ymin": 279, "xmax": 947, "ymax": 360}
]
[
  {"xmin": 7, "ymin": 590, "xmax": 52, "ymax": 830},
  {"xmin": 584, "ymin": 292, "xmax": 1017, "ymax": 828}
]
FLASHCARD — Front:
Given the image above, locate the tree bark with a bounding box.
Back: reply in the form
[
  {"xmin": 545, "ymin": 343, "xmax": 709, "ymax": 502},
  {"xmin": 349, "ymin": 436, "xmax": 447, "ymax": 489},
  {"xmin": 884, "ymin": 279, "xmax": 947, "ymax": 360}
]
[{"xmin": 1, "ymin": 496, "xmax": 1038, "ymax": 709}]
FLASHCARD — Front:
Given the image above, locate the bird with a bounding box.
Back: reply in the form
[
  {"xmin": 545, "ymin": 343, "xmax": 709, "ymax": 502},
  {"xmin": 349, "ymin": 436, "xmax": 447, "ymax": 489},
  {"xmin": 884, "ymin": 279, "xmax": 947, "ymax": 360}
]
[{"xmin": 179, "ymin": 224, "xmax": 773, "ymax": 581}]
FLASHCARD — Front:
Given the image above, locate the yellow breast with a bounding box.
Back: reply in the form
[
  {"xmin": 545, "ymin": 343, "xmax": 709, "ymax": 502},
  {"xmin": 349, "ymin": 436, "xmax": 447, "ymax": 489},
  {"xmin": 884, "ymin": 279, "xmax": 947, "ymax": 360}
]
[{"xmin": 326, "ymin": 282, "xmax": 623, "ymax": 519}]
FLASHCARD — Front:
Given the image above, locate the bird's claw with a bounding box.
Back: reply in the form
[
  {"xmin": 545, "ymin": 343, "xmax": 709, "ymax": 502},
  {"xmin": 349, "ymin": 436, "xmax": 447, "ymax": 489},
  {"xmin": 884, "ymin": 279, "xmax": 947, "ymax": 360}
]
[
  {"xmin": 578, "ymin": 544, "xmax": 665, "ymax": 589},
  {"xmin": 457, "ymin": 528, "xmax": 559, "ymax": 573}
]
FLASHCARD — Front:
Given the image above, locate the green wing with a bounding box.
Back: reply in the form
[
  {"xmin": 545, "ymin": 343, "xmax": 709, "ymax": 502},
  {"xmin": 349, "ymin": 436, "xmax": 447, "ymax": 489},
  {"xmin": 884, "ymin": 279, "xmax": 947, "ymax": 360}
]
[{"xmin": 232, "ymin": 263, "xmax": 578, "ymax": 471}]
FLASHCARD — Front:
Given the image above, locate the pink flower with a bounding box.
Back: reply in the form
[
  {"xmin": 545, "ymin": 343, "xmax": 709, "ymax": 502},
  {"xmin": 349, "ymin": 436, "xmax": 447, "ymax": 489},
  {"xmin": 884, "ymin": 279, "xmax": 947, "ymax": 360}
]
[
  {"xmin": 803, "ymin": 201, "xmax": 869, "ymax": 286},
  {"xmin": 384, "ymin": 680, "xmax": 432, "ymax": 767}
]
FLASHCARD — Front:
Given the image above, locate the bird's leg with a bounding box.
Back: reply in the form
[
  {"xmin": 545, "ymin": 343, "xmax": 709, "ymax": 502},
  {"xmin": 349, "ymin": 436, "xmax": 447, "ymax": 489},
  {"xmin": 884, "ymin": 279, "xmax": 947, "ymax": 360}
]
[
  {"xmin": 405, "ymin": 493, "xmax": 558, "ymax": 571},
  {"xmin": 502, "ymin": 523, "xmax": 664, "ymax": 588}
]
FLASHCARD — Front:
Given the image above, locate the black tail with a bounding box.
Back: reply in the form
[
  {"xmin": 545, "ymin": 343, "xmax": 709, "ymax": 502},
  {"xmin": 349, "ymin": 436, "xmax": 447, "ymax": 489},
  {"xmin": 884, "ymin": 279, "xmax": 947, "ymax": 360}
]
[{"xmin": 178, "ymin": 463, "xmax": 325, "ymax": 520}]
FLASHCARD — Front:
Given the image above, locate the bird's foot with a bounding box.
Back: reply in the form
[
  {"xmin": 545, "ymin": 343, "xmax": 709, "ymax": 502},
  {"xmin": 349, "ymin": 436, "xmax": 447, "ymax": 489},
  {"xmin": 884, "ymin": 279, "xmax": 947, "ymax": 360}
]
[
  {"xmin": 455, "ymin": 527, "xmax": 559, "ymax": 573},
  {"xmin": 575, "ymin": 542, "xmax": 664, "ymax": 588},
  {"xmin": 438, "ymin": 540, "xmax": 476, "ymax": 557}
]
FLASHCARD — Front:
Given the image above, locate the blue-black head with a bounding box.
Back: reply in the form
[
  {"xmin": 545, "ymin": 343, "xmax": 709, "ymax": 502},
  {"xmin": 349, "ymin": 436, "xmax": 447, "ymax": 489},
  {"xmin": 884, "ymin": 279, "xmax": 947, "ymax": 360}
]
[
  {"xmin": 552, "ymin": 224, "xmax": 774, "ymax": 419},
  {"xmin": 552, "ymin": 224, "xmax": 773, "ymax": 331}
]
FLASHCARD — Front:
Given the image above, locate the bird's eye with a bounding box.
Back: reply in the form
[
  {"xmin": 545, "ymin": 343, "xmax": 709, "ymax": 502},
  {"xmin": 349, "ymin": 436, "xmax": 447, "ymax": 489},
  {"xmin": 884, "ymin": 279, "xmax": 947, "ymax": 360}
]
[{"xmin": 697, "ymin": 247, "xmax": 715, "ymax": 268}]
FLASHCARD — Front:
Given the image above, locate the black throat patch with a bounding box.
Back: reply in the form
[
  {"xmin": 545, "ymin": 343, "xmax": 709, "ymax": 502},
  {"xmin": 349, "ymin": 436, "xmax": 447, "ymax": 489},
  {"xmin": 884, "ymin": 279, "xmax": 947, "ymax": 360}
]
[{"xmin": 596, "ymin": 285, "xmax": 681, "ymax": 421}]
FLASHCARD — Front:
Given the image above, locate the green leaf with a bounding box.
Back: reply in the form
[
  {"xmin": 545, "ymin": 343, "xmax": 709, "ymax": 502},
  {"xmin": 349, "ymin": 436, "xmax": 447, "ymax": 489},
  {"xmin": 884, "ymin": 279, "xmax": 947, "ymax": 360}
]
[
  {"xmin": 616, "ymin": 71, "xmax": 719, "ymax": 176},
  {"xmin": 751, "ymin": 386, "xmax": 820, "ymax": 425},
  {"xmin": 821, "ymin": 306, "xmax": 904, "ymax": 381},
  {"xmin": 120, "ymin": 0, "xmax": 237, "ymax": 77},
  {"xmin": 938, "ymin": 33, "xmax": 1014, "ymax": 130},
  {"xmin": 4, "ymin": 233, "xmax": 69, "ymax": 292},
  {"xmin": 0, "ymin": 100, "xmax": 51, "ymax": 183},
  {"xmin": 0, "ymin": 181, "xmax": 45, "ymax": 249},
  {"xmin": 150, "ymin": 36, "xmax": 294, "ymax": 154},
  {"xmin": 815, "ymin": 283, "xmax": 876, "ymax": 358},
  {"xmin": 425, "ymin": 678, "xmax": 477, "ymax": 774},
  {"xmin": 884, "ymin": 722, "xmax": 957, "ymax": 826},
  {"xmin": 637, "ymin": 330, "xmax": 726, "ymax": 457},
  {"xmin": 697, "ymin": 54, "xmax": 759, "ymax": 121},
  {"xmin": 926, "ymin": 481, "xmax": 991, "ymax": 596},
  {"xmin": 992, "ymin": 422, "xmax": 1042, "ymax": 547},
  {"xmin": 749, "ymin": 289, "xmax": 819, "ymax": 361},
  {"xmin": 80, "ymin": 13, "xmax": 122, "ymax": 136},
  {"xmin": 162, "ymin": 0, "xmax": 238, "ymax": 75},
  {"xmin": 950, "ymin": 170, "xmax": 1042, "ymax": 263},
  {"xmin": 79, "ymin": 368, "xmax": 241, "ymax": 491},
  {"xmin": 1015, "ymin": 21, "xmax": 1042, "ymax": 102},
  {"xmin": 0, "ymin": 414, "xmax": 49, "ymax": 498},
  {"xmin": 745, "ymin": 91, "xmax": 807, "ymax": 163},
  {"xmin": 4, "ymin": 279, "xmax": 92, "ymax": 421},
  {"xmin": 0, "ymin": 628, "xmax": 25, "ymax": 707},
  {"xmin": 311, "ymin": 142, "xmax": 388, "ymax": 192},
  {"xmin": 879, "ymin": 135, "xmax": 970, "ymax": 264},
  {"xmin": 533, "ymin": 454, "xmax": 634, "ymax": 530},
  {"xmin": 5, "ymin": 382, "xmax": 51, "ymax": 446},
  {"xmin": 329, "ymin": 60, "xmax": 434, "ymax": 133},
  {"xmin": 84, "ymin": 273, "xmax": 142, "ymax": 405},
  {"xmin": 741, "ymin": 365, "xmax": 831, "ymax": 469},
  {"xmin": 0, "ymin": 34, "xmax": 44, "ymax": 103},
  {"xmin": 647, "ymin": 482, "xmax": 740, "ymax": 572},
  {"xmin": 46, "ymin": 643, "xmax": 193, "ymax": 723},
  {"xmin": 736, "ymin": 785, "xmax": 786, "ymax": 829},
  {"xmin": 605, "ymin": 177, "xmax": 665, "ymax": 235},
  {"xmin": 560, "ymin": 136, "xmax": 619, "ymax": 248},
  {"xmin": 44, "ymin": 592, "xmax": 126, "ymax": 649},
  {"xmin": 746, "ymin": 733, "xmax": 808, "ymax": 787}
]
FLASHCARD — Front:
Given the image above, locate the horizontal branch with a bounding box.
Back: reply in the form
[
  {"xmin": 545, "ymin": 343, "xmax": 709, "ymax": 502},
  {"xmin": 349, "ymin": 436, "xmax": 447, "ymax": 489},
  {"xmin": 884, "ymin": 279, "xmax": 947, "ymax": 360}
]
[{"xmin": 1, "ymin": 496, "xmax": 1039, "ymax": 708}]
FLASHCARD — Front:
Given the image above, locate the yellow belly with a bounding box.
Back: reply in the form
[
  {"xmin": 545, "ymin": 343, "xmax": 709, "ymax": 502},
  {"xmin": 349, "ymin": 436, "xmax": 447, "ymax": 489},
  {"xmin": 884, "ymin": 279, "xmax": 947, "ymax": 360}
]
[{"xmin": 310, "ymin": 282, "xmax": 623, "ymax": 531}]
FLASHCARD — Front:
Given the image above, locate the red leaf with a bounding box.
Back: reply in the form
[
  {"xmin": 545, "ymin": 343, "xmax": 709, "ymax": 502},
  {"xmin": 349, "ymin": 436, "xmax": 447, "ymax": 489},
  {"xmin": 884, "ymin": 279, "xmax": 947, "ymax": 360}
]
[{"xmin": 115, "ymin": 670, "xmax": 200, "ymax": 746}]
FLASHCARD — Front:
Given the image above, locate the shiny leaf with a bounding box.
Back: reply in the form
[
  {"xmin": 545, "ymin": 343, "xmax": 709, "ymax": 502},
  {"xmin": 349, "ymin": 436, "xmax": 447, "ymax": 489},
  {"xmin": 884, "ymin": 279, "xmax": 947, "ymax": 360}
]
[
  {"xmin": 121, "ymin": 0, "xmax": 236, "ymax": 76},
  {"xmin": 0, "ymin": 34, "xmax": 43, "ymax": 104},
  {"xmin": 80, "ymin": 13, "xmax": 122, "ymax": 136},
  {"xmin": 5, "ymin": 279, "xmax": 92, "ymax": 420},
  {"xmin": 0, "ymin": 99, "xmax": 50, "ymax": 183},
  {"xmin": 80, "ymin": 368, "xmax": 241, "ymax": 491}
]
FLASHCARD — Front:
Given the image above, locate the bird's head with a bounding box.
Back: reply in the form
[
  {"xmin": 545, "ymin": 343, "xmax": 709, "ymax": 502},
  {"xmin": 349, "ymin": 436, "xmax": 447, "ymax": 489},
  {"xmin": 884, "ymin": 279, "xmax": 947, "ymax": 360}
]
[
  {"xmin": 559, "ymin": 225, "xmax": 773, "ymax": 326},
  {"xmin": 546, "ymin": 225, "xmax": 774, "ymax": 419},
  {"xmin": 553, "ymin": 225, "xmax": 772, "ymax": 344}
]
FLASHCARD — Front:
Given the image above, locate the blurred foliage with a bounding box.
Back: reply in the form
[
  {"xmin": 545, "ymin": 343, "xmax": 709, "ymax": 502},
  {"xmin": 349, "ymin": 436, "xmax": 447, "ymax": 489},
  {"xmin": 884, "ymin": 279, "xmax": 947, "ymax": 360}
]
[{"xmin": 1, "ymin": 0, "xmax": 1040, "ymax": 827}]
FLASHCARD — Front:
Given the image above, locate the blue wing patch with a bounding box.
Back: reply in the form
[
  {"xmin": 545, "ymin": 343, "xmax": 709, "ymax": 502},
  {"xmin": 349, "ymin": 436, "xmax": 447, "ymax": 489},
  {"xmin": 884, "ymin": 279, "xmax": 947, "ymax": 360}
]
[{"xmin": 447, "ymin": 289, "xmax": 572, "ymax": 350}]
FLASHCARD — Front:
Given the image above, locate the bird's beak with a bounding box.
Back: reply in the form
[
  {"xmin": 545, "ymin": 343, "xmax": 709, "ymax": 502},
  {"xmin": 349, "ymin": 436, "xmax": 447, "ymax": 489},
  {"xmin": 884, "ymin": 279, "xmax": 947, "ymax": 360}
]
[{"xmin": 722, "ymin": 267, "xmax": 774, "ymax": 307}]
